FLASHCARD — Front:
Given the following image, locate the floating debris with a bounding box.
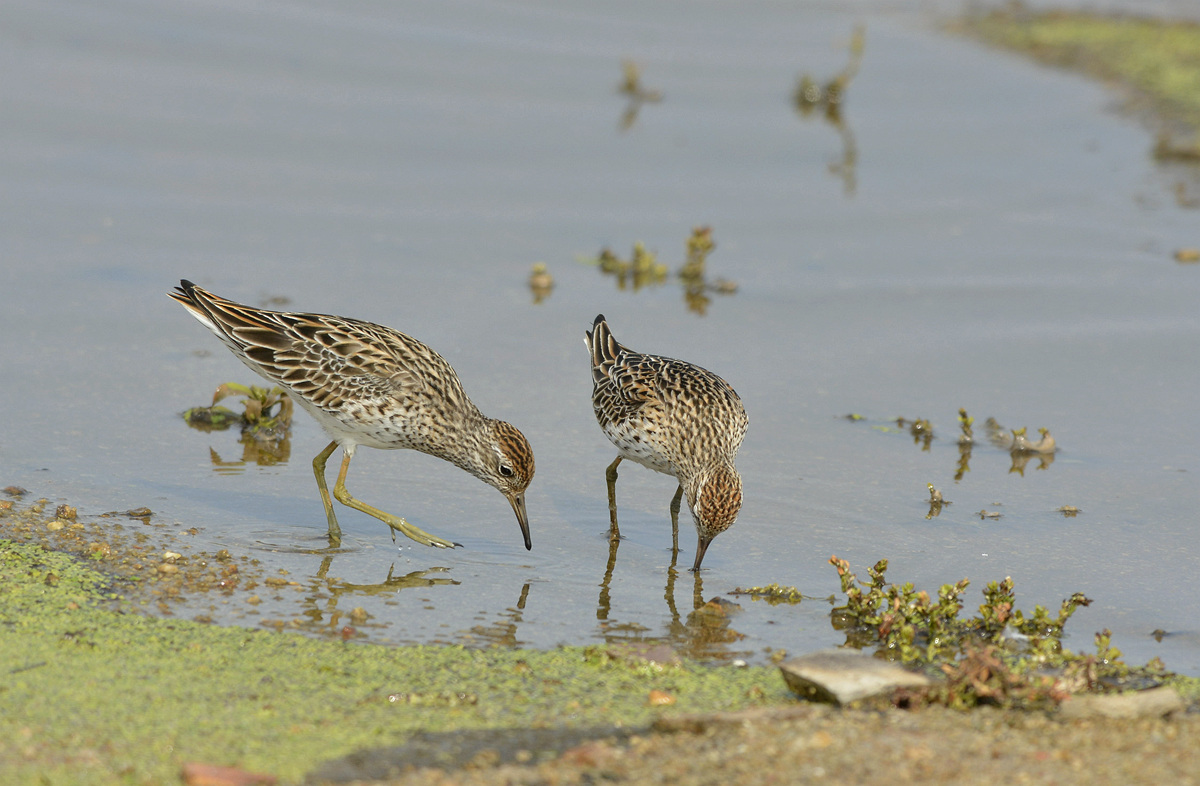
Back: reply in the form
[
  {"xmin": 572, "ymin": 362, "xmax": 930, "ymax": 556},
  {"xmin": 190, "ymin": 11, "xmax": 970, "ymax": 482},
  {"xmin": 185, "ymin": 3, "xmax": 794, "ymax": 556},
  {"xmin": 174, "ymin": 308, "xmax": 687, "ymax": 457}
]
[
  {"xmin": 925, "ymin": 484, "xmax": 949, "ymax": 520},
  {"xmin": 894, "ymin": 417, "xmax": 933, "ymax": 450},
  {"xmin": 678, "ymin": 226, "xmax": 737, "ymax": 315},
  {"xmin": 581, "ymin": 227, "xmax": 737, "ymax": 315},
  {"xmin": 985, "ymin": 417, "xmax": 1058, "ymax": 474},
  {"xmin": 957, "ymin": 408, "xmax": 975, "ymax": 445},
  {"xmin": 793, "ymin": 25, "xmax": 864, "ymax": 195},
  {"xmin": 1174, "ymin": 247, "xmax": 1200, "ymax": 263},
  {"xmin": 257, "ymin": 293, "xmax": 292, "ymax": 309},
  {"xmin": 954, "ymin": 409, "xmax": 975, "ymax": 481},
  {"xmin": 1056, "ymin": 505, "xmax": 1081, "ymax": 518},
  {"xmin": 793, "ymin": 24, "xmax": 864, "ymax": 118},
  {"xmin": 528, "ymin": 262, "xmax": 554, "ymax": 303},
  {"xmin": 729, "ymin": 583, "xmax": 805, "ymax": 605},
  {"xmin": 582, "ymin": 242, "xmax": 668, "ymax": 292},
  {"xmin": 183, "ymin": 382, "xmax": 293, "ymax": 467},
  {"xmin": 616, "ymin": 59, "xmax": 663, "ymax": 131},
  {"xmin": 978, "ymin": 509, "xmax": 1003, "ymax": 520}
]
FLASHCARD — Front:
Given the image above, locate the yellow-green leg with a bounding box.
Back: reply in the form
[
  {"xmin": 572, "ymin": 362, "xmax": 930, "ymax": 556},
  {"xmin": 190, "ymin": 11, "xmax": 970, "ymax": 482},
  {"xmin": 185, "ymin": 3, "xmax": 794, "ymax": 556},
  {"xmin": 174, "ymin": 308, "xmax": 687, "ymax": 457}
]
[
  {"xmin": 331, "ymin": 450, "xmax": 459, "ymax": 549},
  {"xmin": 669, "ymin": 484, "xmax": 683, "ymax": 554},
  {"xmin": 312, "ymin": 440, "xmax": 342, "ymax": 544},
  {"xmin": 605, "ymin": 456, "xmax": 623, "ymax": 541}
]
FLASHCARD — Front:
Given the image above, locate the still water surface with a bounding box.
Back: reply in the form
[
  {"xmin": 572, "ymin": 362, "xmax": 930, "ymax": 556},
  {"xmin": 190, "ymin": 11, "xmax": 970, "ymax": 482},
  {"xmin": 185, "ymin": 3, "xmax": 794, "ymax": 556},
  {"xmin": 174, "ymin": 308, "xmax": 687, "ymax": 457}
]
[{"xmin": 2, "ymin": 1, "xmax": 1199, "ymax": 672}]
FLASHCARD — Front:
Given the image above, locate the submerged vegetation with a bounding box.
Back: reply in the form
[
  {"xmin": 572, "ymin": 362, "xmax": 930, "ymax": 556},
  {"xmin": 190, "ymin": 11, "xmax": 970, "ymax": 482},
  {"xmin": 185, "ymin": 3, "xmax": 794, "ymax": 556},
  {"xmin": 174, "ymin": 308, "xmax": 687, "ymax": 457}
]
[
  {"xmin": 829, "ymin": 557, "xmax": 1168, "ymax": 710},
  {"xmin": 183, "ymin": 381, "xmax": 293, "ymax": 466}
]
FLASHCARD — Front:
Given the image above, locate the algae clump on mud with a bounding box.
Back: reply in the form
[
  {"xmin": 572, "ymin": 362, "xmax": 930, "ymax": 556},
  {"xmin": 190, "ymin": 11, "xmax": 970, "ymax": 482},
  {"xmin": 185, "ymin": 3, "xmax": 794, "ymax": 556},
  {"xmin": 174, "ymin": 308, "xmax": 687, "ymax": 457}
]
[{"xmin": 0, "ymin": 539, "xmax": 787, "ymax": 785}]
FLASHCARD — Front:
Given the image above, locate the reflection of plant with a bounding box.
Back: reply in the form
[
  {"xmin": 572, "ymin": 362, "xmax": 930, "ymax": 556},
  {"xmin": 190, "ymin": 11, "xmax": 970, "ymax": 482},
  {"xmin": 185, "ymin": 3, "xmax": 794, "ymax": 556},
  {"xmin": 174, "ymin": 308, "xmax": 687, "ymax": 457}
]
[
  {"xmin": 793, "ymin": 25, "xmax": 864, "ymax": 195},
  {"xmin": 894, "ymin": 416, "xmax": 933, "ymax": 450},
  {"xmin": 581, "ymin": 227, "xmax": 736, "ymax": 316},
  {"xmin": 583, "ymin": 242, "xmax": 669, "ymax": 292},
  {"xmin": 793, "ymin": 24, "xmax": 865, "ymax": 120},
  {"xmin": 828, "ymin": 556, "xmax": 1166, "ymax": 709},
  {"xmin": 616, "ymin": 59, "xmax": 663, "ymax": 132},
  {"xmin": 528, "ymin": 263, "xmax": 554, "ymax": 304},
  {"xmin": 183, "ymin": 382, "xmax": 294, "ymax": 465}
]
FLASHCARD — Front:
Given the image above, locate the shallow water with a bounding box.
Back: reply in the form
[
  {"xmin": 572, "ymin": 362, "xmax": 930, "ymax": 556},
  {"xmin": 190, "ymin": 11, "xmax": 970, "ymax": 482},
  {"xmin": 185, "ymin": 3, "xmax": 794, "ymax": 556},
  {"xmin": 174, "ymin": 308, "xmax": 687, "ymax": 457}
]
[{"xmin": 2, "ymin": 1, "xmax": 1199, "ymax": 673}]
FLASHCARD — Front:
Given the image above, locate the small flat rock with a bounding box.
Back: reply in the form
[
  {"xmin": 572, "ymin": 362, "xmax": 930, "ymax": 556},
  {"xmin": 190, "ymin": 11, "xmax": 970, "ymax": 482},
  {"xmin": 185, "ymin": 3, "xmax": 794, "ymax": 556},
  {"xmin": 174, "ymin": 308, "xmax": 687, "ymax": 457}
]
[
  {"xmin": 1057, "ymin": 686, "xmax": 1184, "ymax": 720},
  {"xmin": 780, "ymin": 649, "xmax": 932, "ymax": 705},
  {"xmin": 605, "ymin": 642, "xmax": 681, "ymax": 667}
]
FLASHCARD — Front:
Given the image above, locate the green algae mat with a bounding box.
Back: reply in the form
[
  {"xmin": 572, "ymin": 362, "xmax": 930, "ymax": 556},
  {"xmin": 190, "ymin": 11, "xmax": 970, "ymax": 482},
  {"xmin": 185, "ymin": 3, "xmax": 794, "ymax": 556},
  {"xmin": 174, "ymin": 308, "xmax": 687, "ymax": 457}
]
[
  {"xmin": 954, "ymin": 8, "xmax": 1200, "ymax": 144},
  {"xmin": 0, "ymin": 540, "xmax": 788, "ymax": 784}
]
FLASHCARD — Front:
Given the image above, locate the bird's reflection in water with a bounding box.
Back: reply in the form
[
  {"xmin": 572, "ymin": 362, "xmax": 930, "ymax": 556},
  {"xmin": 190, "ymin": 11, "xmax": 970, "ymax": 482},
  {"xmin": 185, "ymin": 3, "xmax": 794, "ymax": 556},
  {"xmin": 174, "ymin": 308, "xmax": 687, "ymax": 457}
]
[
  {"xmin": 292, "ymin": 556, "xmax": 460, "ymax": 640},
  {"xmin": 596, "ymin": 531, "xmax": 750, "ymax": 663},
  {"xmin": 458, "ymin": 582, "xmax": 533, "ymax": 648}
]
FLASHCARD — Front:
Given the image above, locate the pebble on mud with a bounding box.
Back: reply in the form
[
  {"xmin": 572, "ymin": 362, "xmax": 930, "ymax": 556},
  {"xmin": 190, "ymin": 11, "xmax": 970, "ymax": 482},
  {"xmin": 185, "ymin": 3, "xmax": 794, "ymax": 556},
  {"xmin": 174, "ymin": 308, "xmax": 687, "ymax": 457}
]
[
  {"xmin": 1057, "ymin": 686, "xmax": 1184, "ymax": 720},
  {"xmin": 181, "ymin": 761, "xmax": 277, "ymax": 786},
  {"xmin": 648, "ymin": 690, "xmax": 676, "ymax": 706}
]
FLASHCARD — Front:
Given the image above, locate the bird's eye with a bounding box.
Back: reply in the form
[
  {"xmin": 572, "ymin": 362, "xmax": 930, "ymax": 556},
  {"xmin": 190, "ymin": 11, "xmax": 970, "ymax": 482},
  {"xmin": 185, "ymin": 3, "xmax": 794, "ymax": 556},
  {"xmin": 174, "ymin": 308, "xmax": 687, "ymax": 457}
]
[{"xmin": 499, "ymin": 465, "xmax": 514, "ymax": 478}]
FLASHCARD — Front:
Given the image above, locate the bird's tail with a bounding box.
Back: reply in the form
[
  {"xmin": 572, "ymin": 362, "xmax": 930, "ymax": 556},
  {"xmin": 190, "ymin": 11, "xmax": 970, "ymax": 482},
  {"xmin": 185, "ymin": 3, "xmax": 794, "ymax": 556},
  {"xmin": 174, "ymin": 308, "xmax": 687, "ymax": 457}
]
[
  {"xmin": 585, "ymin": 314, "xmax": 622, "ymax": 385},
  {"xmin": 168, "ymin": 279, "xmax": 291, "ymax": 358}
]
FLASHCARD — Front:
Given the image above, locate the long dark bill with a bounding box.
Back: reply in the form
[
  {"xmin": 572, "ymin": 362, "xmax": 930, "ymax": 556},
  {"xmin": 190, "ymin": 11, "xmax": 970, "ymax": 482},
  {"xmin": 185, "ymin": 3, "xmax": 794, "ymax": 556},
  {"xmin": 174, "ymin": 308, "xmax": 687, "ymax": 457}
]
[
  {"xmin": 509, "ymin": 493, "xmax": 532, "ymax": 551},
  {"xmin": 691, "ymin": 534, "xmax": 713, "ymax": 572}
]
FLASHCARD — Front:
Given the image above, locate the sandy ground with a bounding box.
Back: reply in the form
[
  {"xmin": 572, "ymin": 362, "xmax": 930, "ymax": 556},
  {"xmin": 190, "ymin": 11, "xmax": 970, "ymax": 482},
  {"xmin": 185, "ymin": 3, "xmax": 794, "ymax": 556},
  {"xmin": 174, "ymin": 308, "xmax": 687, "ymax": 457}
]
[{"xmin": 307, "ymin": 703, "xmax": 1200, "ymax": 785}]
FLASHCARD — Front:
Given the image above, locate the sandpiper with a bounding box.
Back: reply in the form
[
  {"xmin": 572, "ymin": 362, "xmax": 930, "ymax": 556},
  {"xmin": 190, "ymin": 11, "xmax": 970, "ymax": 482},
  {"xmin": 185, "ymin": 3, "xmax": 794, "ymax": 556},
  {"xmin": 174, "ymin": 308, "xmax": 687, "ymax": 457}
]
[
  {"xmin": 170, "ymin": 280, "xmax": 534, "ymax": 551},
  {"xmin": 584, "ymin": 314, "xmax": 747, "ymax": 570}
]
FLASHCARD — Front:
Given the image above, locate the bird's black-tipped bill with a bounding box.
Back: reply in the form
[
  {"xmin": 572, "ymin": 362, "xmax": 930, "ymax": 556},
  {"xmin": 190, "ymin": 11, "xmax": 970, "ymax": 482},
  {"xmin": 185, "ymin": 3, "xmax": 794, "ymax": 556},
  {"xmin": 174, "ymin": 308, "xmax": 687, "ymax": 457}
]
[
  {"xmin": 509, "ymin": 493, "xmax": 532, "ymax": 551},
  {"xmin": 691, "ymin": 535, "xmax": 713, "ymax": 572}
]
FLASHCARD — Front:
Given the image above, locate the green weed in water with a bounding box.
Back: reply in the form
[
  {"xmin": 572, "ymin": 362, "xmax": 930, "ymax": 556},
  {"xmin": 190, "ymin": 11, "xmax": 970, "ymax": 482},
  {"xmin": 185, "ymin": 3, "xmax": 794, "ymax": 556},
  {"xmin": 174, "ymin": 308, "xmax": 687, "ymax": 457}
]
[{"xmin": 828, "ymin": 556, "xmax": 1167, "ymax": 709}]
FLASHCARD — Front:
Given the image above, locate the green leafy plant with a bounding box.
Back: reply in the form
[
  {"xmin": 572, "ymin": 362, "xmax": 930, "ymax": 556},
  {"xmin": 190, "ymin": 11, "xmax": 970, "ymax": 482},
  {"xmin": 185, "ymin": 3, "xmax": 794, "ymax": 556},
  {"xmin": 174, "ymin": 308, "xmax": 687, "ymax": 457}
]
[{"xmin": 828, "ymin": 556, "xmax": 1166, "ymax": 708}]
